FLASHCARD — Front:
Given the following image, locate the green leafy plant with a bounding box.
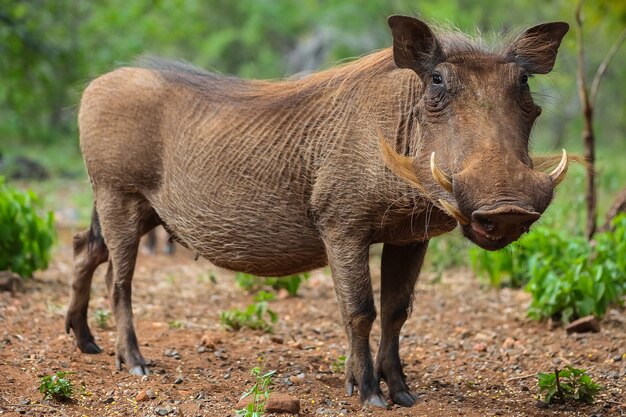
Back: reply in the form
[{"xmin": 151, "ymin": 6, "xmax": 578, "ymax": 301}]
[
  {"xmin": 235, "ymin": 272, "xmax": 309, "ymax": 297},
  {"xmin": 236, "ymin": 366, "xmax": 276, "ymax": 417},
  {"xmin": 93, "ymin": 308, "xmax": 111, "ymax": 329},
  {"xmin": 330, "ymin": 355, "xmax": 346, "ymax": 374},
  {"xmin": 0, "ymin": 176, "xmax": 55, "ymax": 278},
  {"xmin": 220, "ymin": 292, "xmax": 278, "ymax": 333},
  {"xmin": 38, "ymin": 371, "xmax": 75, "ymax": 402},
  {"xmin": 470, "ymin": 215, "xmax": 626, "ymax": 324},
  {"xmin": 168, "ymin": 319, "xmax": 184, "ymax": 329},
  {"xmin": 537, "ymin": 366, "xmax": 601, "ymax": 404}
]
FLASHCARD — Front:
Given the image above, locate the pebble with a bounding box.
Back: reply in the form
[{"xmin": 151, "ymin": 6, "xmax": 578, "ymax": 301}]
[
  {"xmin": 155, "ymin": 406, "xmax": 172, "ymax": 415},
  {"xmin": 472, "ymin": 342, "xmax": 488, "ymax": 352},
  {"xmin": 565, "ymin": 315, "xmax": 601, "ymax": 333},
  {"xmin": 164, "ymin": 349, "xmax": 181, "ymax": 360},
  {"xmin": 102, "ymin": 396, "xmax": 115, "ymax": 404},
  {"xmin": 200, "ymin": 334, "xmax": 217, "ymax": 350},
  {"xmin": 135, "ymin": 390, "xmax": 149, "ymax": 402},
  {"xmin": 146, "ymin": 389, "xmax": 157, "ymax": 399},
  {"xmin": 173, "ymin": 376, "xmax": 184, "ymax": 384}
]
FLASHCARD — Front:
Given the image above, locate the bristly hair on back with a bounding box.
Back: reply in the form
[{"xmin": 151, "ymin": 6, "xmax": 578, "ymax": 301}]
[{"xmin": 134, "ymin": 23, "xmax": 526, "ymax": 106}]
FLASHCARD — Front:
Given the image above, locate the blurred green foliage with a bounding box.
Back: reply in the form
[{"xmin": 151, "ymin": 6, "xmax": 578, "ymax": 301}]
[
  {"xmin": 0, "ymin": 176, "xmax": 55, "ymax": 277},
  {"xmin": 1, "ymin": 0, "xmax": 624, "ymax": 149},
  {"xmin": 235, "ymin": 272, "xmax": 309, "ymax": 297}
]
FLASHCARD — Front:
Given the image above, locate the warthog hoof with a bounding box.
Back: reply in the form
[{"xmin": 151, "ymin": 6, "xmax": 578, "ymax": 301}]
[
  {"xmin": 80, "ymin": 341, "xmax": 103, "ymax": 354},
  {"xmin": 345, "ymin": 380, "xmax": 389, "ymax": 409},
  {"xmin": 391, "ymin": 390, "xmax": 419, "ymax": 407}
]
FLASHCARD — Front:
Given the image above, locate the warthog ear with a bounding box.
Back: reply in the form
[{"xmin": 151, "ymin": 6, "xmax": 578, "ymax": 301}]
[
  {"xmin": 388, "ymin": 15, "xmax": 445, "ymax": 76},
  {"xmin": 507, "ymin": 22, "xmax": 570, "ymax": 74}
]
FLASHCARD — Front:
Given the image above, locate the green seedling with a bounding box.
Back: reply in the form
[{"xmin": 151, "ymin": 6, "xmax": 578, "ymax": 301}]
[
  {"xmin": 236, "ymin": 366, "xmax": 276, "ymax": 417},
  {"xmin": 537, "ymin": 366, "xmax": 601, "ymax": 404},
  {"xmin": 38, "ymin": 371, "xmax": 75, "ymax": 402},
  {"xmin": 168, "ymin": 319, "xmax": 184, "ymax": 329},
  {"xmin": 330, "ymin": 355, "xmax": 346, "ymax": 374},
  {"xmin": 93, "ymin": 308, "xmax": 111, "ymax": 329}
]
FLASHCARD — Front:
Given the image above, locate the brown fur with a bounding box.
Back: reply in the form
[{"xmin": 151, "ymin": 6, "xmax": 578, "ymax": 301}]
[{"xmin": 65, "ymin": 16, "xmax": 569, "ymax": 408}]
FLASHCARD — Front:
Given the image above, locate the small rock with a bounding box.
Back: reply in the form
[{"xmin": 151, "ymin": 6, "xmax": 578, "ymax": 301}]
[
  {"xmin": 613, "ymin": 354, "xmax": 623, "ymax": 362},
  {"xmin": 237, "ymin": 392, "xmax": 300, "ymax": 414},
  {"xmin": 501, "ymin": 337, "xmax": 515, "ymax": 349},
  {"xmin": 164, "ymin": 349, "xmax": 181, "ymax": 360},
  {"xmin": 155, "ymin": 406, "xmax": 172, "ymax": 416},
  {"xmin": 102, "ymin": 397, "xmax": 115, "ymax": 404},
  {"xmin": 0, "ymin": 271, "xmax": 22, "ymax": 293},
  {"xmin": 16, "ymin": 409, "xmax": 26, "ymax": 415},
  {"xmin": 200, "ymin": 335, "xmax": 217, "ymax": 350},
  {"xmin": 270, "ymin": 335, "xmax": 284, "ymax": 344},
  {"xmin": 146, "ymin": 389, "xmax": 157, "ymax": 399},
  {"xmin": 19, "ymin": 399, "xmax": 30, "ymax": 406},
  {"xmin": 472, "ymin": 342, "xmax": 488, "ymax": 352},
  {"xmin": 174, "ymin": 376, "xmax": 184, "ymax": 385},
  {"xmin": 135, "ymin": 390, "xmax": 149, "ymax": 402},
  {"xmin": 565, "ymin": 315, "xmax": 601, "ymax": 333}
]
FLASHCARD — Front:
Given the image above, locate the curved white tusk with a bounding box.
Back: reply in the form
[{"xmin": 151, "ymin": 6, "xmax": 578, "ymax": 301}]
[
  {"xmin": 549, "ymin": 149, "xmax": 568, "ymax": 186},
  {"xmin": 438, "ymin": 199, "xmax": 470, "ymax": 225},
  {"xmin": 430, "ymin": 152, "xmax": 453, "ymax": 193}
]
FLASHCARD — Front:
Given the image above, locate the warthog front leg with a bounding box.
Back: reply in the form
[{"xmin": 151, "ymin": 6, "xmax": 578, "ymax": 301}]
[
  {"xmin": 375, "ymin": 241, "xmax": 428, "ymax": 407},
  {"xmin": 65, "ymin": 213, "xmax": 109, "ymax": 354},
  {"xmin": 324, "ymin": 236, "xmax": 387, "ymax": 408}
]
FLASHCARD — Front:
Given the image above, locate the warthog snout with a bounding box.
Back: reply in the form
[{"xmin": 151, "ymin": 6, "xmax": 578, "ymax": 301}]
[
  {"xmin": 468, "ymin": 205, "xmax": 541, "ymax": 250},
  {"xmin": 428, "ymin": 150, "xmax": 569, "ymax": 250}
]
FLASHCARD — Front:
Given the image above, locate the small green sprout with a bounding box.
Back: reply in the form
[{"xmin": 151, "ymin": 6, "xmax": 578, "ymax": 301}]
[
  {"xmin": 93, "ymin": 308, "xmax": 111, "ymax": 329},
  {"xmin": 330, "ymin": 355, "xmax": 346, "ymax": 374},
  {"xmin": 168, "ymin": 319, "xmax": 184, "ymax": 329},
  {"xmin": 38, "ymin": 371, "xmax": 75, "ymax": 402},
  {"xmin": 236, "ymin": 366, "xmax": 276, "ymax": 416},
  {"xmin": 537, "ymin": 366, "xmax": 602, "ymax": 404}
]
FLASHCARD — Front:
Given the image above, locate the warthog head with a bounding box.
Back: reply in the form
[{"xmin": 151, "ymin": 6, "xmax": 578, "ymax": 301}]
[{"xmin": 382, "ymin": 16, "xmax": 570, "ymax": 250}]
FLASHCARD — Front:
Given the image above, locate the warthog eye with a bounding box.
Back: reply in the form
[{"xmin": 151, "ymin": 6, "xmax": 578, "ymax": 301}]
[
  {"xmin": 521, "ymin": 74, "xmax": 529, "ymax": 85},
  {"xmin": 432, "ymin": 72, "xmax": 443, "ymax": 85}
]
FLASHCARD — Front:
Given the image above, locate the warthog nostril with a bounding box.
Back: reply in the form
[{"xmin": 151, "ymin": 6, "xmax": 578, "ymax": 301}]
[
  {"xmin": 482, "ymin": 220, "xmax": 495, "ymax": 233},
  {"xmin": 472, "ymin": 205, "xmax": 541, "ymax": 239}
]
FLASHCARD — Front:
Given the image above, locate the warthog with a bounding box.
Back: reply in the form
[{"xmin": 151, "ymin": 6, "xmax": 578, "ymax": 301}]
[{"xmin": 66, "ymin": 16, "xmax": 569, "ymax": 407}]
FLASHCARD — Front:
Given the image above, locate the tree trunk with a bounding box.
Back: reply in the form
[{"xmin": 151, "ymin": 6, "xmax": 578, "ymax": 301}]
[{"xmin": 582, "ymin": 104, "xmax": 596, "ymax": 239}]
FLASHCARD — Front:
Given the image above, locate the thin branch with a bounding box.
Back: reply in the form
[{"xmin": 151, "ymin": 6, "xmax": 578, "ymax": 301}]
[
  {"xmin": 575, "ymin": 0, "xmax": 588, "ymax": 106},
  {"xmin": 590, "ymin": 28, "xmax": 626, "ymax": 106}
]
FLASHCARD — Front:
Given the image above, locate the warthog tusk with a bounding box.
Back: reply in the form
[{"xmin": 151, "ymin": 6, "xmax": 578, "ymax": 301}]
[
  {"xmin": 549, "ymin": 149, "xmax": 568, "ymax": 186},
  {"xmin": 430, "ymin": 152, "xmax": 453, "ymax": 193},
  {"xmin": 438, "ymin": 199, "xmax": 470, "ymax": 225}
]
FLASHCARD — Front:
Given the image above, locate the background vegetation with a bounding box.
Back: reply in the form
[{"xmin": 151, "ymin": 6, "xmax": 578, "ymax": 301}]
[{"xmin": 0, "ymin": 0, "xmax": 624, "ymax": 321}]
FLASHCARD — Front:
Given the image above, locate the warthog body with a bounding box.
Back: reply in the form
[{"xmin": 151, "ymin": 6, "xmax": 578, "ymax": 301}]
[{"xmin": 66, "ymin": 16, "xmax": 569, "ymax": 407}]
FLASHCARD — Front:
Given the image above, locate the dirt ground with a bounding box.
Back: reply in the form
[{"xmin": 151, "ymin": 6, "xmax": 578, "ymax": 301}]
[{"xmin": 0, "ymin": 227, "xmax": 625, "ymax": 417}]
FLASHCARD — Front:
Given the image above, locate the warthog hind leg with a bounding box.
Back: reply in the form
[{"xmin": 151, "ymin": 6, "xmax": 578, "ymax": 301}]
[
  {"xmin": 65, "ymin": 207, "xmax": 109, "ymax": 354},
  {"xmin": 375, "ymin": 241, "xmax": 429, "ymax": 407},
  {"xmin": 96, "ymin": 192, "xmax": 157, "ymax": 376}
]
